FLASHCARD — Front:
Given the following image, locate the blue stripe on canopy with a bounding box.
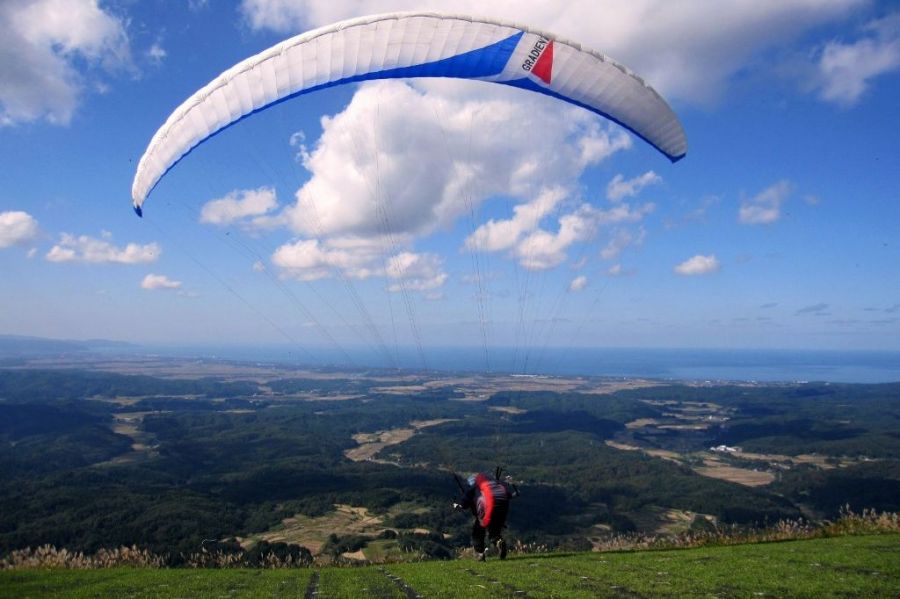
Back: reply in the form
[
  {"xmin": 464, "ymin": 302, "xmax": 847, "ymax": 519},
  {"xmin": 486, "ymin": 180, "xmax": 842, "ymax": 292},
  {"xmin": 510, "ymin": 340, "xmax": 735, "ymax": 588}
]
[{"xmin": 145, "ymin": 31, "xmax": 525, "ymax": 202}]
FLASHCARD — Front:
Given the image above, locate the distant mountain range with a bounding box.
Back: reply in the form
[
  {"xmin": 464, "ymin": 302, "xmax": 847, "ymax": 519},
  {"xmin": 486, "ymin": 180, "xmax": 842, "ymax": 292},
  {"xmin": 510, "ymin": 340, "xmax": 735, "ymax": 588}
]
[{"xmin": 0, "ymin": 335, "xmax": 138, "ymax": 357}]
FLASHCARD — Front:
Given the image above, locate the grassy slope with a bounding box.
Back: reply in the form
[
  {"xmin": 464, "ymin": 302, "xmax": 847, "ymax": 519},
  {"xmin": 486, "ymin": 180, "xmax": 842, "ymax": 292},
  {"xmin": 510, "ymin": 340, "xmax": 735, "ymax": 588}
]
[{"xmin": 2, "ymin": 534, "xmax": 898, "ymax": 598}]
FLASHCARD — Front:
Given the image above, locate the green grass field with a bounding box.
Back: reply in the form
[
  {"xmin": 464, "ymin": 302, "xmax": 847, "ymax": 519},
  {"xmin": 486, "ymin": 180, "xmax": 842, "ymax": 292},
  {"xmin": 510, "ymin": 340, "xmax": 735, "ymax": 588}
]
[{"xmin": 2, "ymin": 534, "xmax": 898, "ymax": 598}]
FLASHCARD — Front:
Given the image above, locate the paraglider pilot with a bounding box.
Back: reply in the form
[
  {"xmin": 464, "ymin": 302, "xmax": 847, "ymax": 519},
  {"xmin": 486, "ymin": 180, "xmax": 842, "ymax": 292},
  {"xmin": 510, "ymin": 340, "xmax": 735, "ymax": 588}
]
[{"xmin": 453, "ymin": 470, "xmax": 516, "ymax": 560}]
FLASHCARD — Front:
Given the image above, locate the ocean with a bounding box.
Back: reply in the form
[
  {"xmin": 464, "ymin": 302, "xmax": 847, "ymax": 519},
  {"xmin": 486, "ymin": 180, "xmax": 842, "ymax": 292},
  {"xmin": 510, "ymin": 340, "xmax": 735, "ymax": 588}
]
[{"xmin": 143, "ymin": 344, "xmax": 900, "ymax": 384}]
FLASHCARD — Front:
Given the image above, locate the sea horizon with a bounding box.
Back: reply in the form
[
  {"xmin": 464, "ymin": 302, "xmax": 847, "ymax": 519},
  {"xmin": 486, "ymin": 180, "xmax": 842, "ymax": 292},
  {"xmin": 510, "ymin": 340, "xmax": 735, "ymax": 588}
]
[{"xmin": 132, "ymin": 344, "xmax": 900, "ymax": 385}]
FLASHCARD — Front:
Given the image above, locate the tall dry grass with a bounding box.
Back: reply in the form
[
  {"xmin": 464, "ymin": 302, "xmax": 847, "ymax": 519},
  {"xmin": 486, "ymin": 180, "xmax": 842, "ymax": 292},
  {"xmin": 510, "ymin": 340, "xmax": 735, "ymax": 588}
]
[
  {"xmin": 0, "ymin": 544, "xmax": 313, "ymax": 570},
  {"xmin": 186, "ymin": 551, "xmax": 312, "ymax": 568},
  {"xmin": 2, "ymin": 507, "xmax": 898, "ymax": 569},
  {"xmin": 584, "ymin": 506, "xmax": 900, "ymax": 554},
  {"xmin": 0, "ymin": 545, "xmax": 164, "ymax": 569}
]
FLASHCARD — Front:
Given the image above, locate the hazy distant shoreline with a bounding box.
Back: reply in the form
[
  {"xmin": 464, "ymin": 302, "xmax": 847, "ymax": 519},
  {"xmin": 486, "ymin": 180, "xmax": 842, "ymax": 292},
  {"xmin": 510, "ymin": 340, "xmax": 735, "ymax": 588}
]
[
  {"xmin": 3, "ymin": 334, "xmax": 898, "ymax": 384},
  {"xmin": 134, "ymin": 344, "xmax": 900, "ymax": 384}
]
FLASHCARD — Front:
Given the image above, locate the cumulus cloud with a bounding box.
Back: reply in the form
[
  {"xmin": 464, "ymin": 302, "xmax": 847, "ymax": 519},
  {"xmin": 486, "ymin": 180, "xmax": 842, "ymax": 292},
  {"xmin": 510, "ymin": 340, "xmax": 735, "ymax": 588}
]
[
  {"xmin": 0, "ymin": 211, "xmax": 40, "ymax": 248},
  {"xmin": 569, "ymin": 275, "xmax": 588, "ymax": 292},
  {"xmin": 465, "ymin": 187, "xmax": 567, "ymax": 253},
  {"xmin": 385, "ymin": 252, "xmax": 447, "ymax": 292},
  {"xmin": 467, "ymin": 189, "xmax": 653, "ymax": 270},
  {"xmin": 513, "ymin": 214, "xmax": 590, "ymax": 271},
  {"xmin": 284, "ymin": 80, "xmax": 627, "ymax": 240},
  {"xmin": 0, "ymin": 0, "xmax": 131, "ymax": 126},
  {"xmin": 200, "ymin": 187, "xmax": 279, "ymax": 227},
  {"xmin": 674, "ymin": 254, "xmax": 720, "ymax": 276},
  {"xmin": 272, "ymin": 237, "xmax": 446, "ymax": 295},
  {"xmin": 815, "ymin": 13, "xmax": 900, "ymax": 107},
  {"xmin": 530, "ymin": 203, "xmax": 649, "ymax": 270},
  {"xmin": 269, "ymin": 79, "xmax": 632, "ymax": 281},
  {"xmin": 240, "ymin": 0, "xmax": 864, "ymax": 104},
  {"xmin": 739, "ymin": 180, "xmax": 791, "ymax": 225},
  {"xmin": 46, "ymin": 233, "xmax": 159, "ymax": 264},
  {"xmin": 606, "ymin": 171, "xmax": 661, "ymax": 202},
  {"xmin": 141, "ymin": 273, "xmax": 182, "ymax": 290},
  {"xmin": 271, "ymin": 237, "xmax": 381, "ymax": 281}
]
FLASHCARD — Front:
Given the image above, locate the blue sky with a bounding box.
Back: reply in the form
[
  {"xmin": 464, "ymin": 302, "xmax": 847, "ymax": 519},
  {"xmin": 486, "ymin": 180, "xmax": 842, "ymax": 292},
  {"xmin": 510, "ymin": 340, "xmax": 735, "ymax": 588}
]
[{"xmin": 1, "ymin": 0, "xmax": 899, "ymax": 362}]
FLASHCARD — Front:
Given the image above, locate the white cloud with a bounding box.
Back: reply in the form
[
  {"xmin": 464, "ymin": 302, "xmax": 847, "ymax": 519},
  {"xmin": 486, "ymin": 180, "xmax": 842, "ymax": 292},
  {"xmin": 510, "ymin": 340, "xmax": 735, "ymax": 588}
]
[
  {"xmin": 284, "ymin": 80, "xmax": 627, "ymax": 240},
  {"xmin": 0, "ymin": 211, "xmax": 39, "ymax": 248},
  {"xmin": 600, "ymin": 227, "xmax": 645, "ymax": 261},
  {"xmin": 200, "ymin": 187, "xmax": 279, "ymax": 227},
  {"xmin": 464, "ymin": 187, "xmax": 567, "ymax": 253},
  {"xmin": 146, "ymin": 42, "xmax": 166, "ymax": 65},
  {"xmin": 289, "ymin": 130, "xmax": 305, "ymax": 145},
  {"xmin": 240, "ymin": 0, "xmax": 864, "ymax": 104},
  {"xmin": 271, "ymin": 237, "xmax": 381, "ymax": 281},
  {"xmin": 241, "ymin": 0, "xmax": 308, "ymax": 32},
  {"xmin": 739, "ymin": 180, "xmax": 791, "ymax": 225},
  {"xmin": 141, "ymin": 273, "xmax": 182, "ymax": 290},
  {"xmin": 46, "ymin": 233, "xmax": 159, "ymax": 264},
  {"xmin": 674, "ymin": 254, "xmax": 720, "ymax": 276},
  {"xmin": 467, "ymin": 188, "xmax": 653, "ymax": 270},
  {"xmin": 577, "ymin": 128, "xmax": 633, "ymax": 164},
  {"xmin": 513, "ymin": 205, "xmax": 603, "ymax": 270},
  {"xmin": 385, "ymin": 252, "xmax": 448, "ymax": 292},
  {"xmin": 0, "ymin": 0, "xmax": 131, "ymax": 126},
  {"xmin": 272, "ymin": 238, "xmax": 446, "ymax": 295},
  {"xmin": 270, "ymin": 79, "xmax": 630, "ymax": 281},
  {"xmin": 606, "ymin": 171, "xmax": 662, "ymax": 202},
  {"xmin": 569, "ymin": 275, "xmax": 588, "ymax": 292},
  {"xmin": 815, "ymin": 13, "xmax": 900, "ymax": 106}
]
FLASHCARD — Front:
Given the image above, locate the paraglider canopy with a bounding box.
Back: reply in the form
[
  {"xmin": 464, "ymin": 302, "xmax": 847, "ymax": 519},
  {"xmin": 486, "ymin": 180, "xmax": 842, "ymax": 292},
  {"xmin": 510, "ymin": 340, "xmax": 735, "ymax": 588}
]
[{"xmin": 131, "ymin": 12, "xmax": 687, "ymax": 215}]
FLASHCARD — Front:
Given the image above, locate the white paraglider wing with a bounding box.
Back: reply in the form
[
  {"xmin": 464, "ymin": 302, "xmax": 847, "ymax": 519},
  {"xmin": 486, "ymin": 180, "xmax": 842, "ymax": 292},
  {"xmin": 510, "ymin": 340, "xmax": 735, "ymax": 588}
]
[{"xmin": 132, "ymin": 12, "xmax": 687, "ymax": 214}]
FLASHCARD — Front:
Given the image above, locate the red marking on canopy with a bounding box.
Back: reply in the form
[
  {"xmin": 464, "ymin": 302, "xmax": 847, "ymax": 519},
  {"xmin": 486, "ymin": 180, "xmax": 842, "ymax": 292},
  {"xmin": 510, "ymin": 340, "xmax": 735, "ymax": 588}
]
[{"xmin": 532, "ymin": 40, "xmax": 554, "ymax": 84}]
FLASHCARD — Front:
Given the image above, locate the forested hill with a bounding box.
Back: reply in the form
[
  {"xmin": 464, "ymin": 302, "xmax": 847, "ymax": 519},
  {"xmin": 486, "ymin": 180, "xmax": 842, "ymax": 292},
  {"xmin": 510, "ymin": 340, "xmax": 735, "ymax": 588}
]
[{"xmin": 2, "ymin": 365, "xmax": 898, "ymax": 562}]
